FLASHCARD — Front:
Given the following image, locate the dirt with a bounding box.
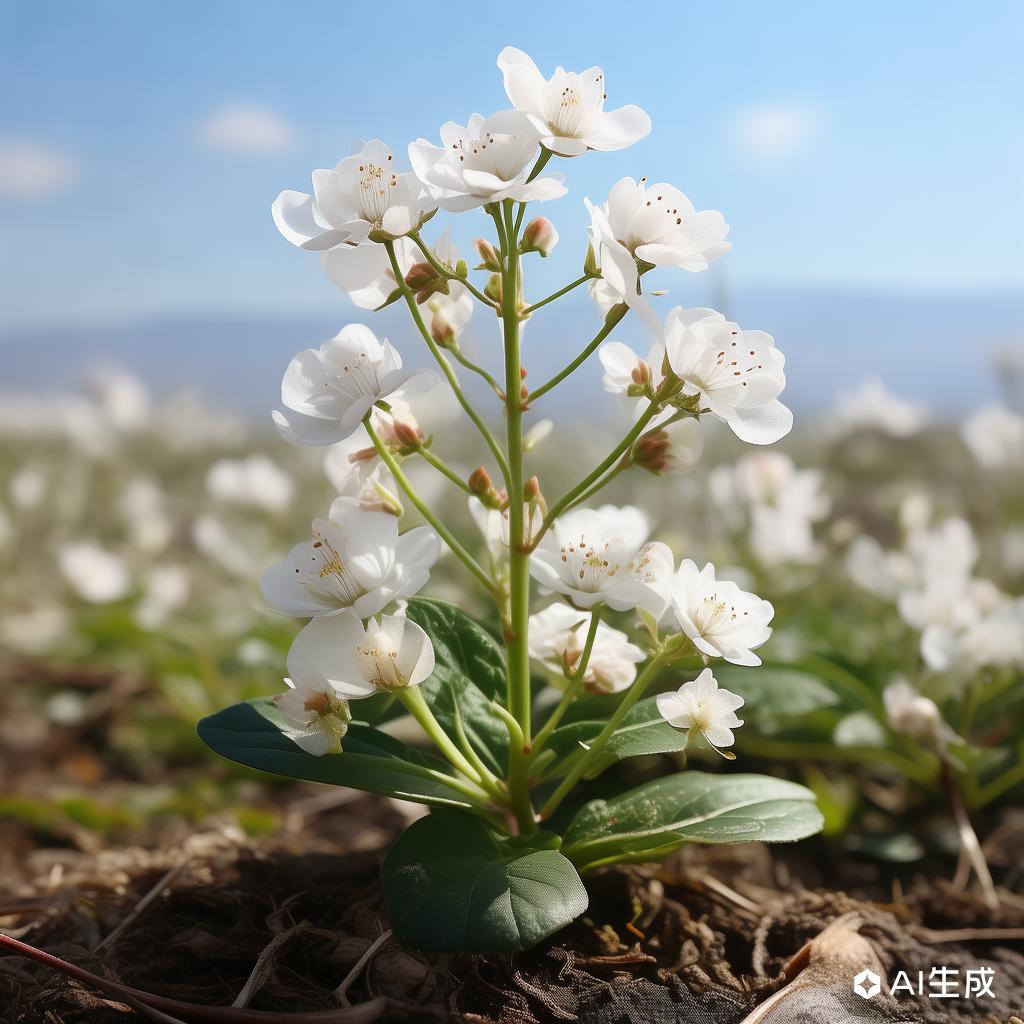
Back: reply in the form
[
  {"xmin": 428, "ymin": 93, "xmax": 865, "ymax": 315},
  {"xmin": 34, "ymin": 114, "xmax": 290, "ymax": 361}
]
[{"xmin": 2, "ymin": 791, "xmax": 1023, "ymax": 1024}]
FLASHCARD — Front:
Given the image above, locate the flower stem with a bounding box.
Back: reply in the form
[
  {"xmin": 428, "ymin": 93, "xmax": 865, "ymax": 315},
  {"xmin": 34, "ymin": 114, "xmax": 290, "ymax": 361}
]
[
  {"xmin": 528, "ymin": 303, "xmax": 629, "ymax": 402},
  {"xmin": 499, "ymin": 197, "xmax": 537, "ymax": 836},
  {"xmin": 449, "ymin": 342, "xmax": 504, "ymax": 398},
  {"xmin": 384, "ymin": 241, "xmax": 510, "ymax": 487},
  {"xmin": 533, "ymin": 405, "xmax": 659, "ymax": 547},
  {"xmin": 522, "ymin": 274, "xmax": 592, "ymax": 316},
  {"xmin": 397, "ymin": 686, "xmax": 483, "ymax": 784},
  {"xmin": 365, "ymin": 417, "xmax": 494, "ymax": 594},
  {"xmin": 415, "ymin": 445, "xmax": 472, "ymax": 493},
  {"xmin": 449, "ymin": 700, "xmax": 510, "ymax": 803},
  {"xmin": 539, "ymin": 654, "xmax": 666, "ymax": 821},
  {"xmin": 409, "ymin": 231, "xmax": 494, "ymax": 308}
]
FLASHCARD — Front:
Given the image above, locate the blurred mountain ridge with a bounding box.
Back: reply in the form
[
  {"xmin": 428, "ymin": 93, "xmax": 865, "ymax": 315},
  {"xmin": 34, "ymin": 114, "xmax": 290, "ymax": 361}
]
[{"xmin": 2, "ymin": 288, "xmax": 1021, "ymax": 418}]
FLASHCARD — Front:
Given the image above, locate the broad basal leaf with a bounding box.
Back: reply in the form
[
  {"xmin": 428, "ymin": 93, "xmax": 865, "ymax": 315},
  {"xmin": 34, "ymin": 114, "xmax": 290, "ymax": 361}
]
[
  {"xmin": 407, "ymin": 598, "xmax": 510, "ymax": 775},
  {"xmin": 382, "ymin": 808, "xmax": 588, "ymax": 952},
  {"xmin": 198, "ymin": 698, "xmax": 489, "ymax": 811},
  {"xmin": 562, "ymin": 772, "xmax": 823, "ymax": 870}
]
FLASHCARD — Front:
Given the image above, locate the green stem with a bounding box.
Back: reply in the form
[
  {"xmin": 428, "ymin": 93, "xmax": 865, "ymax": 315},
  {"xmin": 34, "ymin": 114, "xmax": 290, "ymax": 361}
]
[
  {"xmin": 528, "ymin": 303, "xmax": 628, "ymax": 402},
  {"xmin": 449, "ymin": 343, "xmax": 504, "ymax": 397},
  {"xmin": 499, "ymin": 198, "xmax": 537, "ymax": 836},
  {"xmin": 409, "ymin": 231, "xmax": 494, "ymax": 307},
  {"xmin": 384, "ymin": 241, "xmax": 510, "ymax": 487},
  {"xmin": 398, "ymin": 686, "xmax": 483, "ymax": 784},
  {"xmin": 522, "ymin": 274, "xmax": 591, "ymax": 316},
  {"xmin": 563, "ymin": 461, "xmax": 628, "ymax": 513},
  {"xmin": 514, "ymin": 149, "xmax": 554, "ymax": 235},
  {"xmin": 531, "ymin": 678, "xmax": 584, "ymax": 757},
  {"xmin": 533, "ymin": 405, "xmax": 659, "ymax": 547},
  {"xmin": 365, "ymin": 417, "xmax": 494, "ymax": 594},
  {"xmin": 539, "ymin": 654, "xmax": 666, "ymax": 820},
  {"xmin": 450, "ymin": 701, "xmax": 509, "ymax": 803},
  {"xmin": 415, "ymin": 446, "xmax": 472, "ymax": 493},
  {"xmin": 971, "ymin": 745, "xmax": 1024, "ymax": 809}
]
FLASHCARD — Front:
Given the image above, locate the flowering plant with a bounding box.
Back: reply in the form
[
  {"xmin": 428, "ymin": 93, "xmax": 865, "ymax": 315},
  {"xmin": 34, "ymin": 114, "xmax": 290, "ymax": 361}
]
[{"xmin": 199, "ymin": 47, "xmax": 822, "ymax": 953}]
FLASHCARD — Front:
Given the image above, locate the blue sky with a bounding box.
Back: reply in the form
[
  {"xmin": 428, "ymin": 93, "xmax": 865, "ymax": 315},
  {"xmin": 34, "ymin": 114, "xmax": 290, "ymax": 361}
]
[{"xmin": 1, "ymin": 0, "xmax": 1022, "ymax": 331}]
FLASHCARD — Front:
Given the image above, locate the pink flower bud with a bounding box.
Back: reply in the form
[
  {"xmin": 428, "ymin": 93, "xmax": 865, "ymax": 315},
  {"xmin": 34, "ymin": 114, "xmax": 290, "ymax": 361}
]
[
  {"xmin": 475, "ymin": 239, "xmax": 502, "ymax": 272},
  {"xmin": 520, "ymin": 216, "xmax": 559, "ymax": 257}
]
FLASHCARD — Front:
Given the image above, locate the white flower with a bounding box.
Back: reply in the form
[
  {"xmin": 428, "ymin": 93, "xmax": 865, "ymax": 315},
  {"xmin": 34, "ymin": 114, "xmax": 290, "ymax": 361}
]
[
  {"xmin": 119, "ymin": 478, "xmax": 172, "ymax": 554},
  {"xmin": 272, "ymin": 139, "xmax": 432, "ymax": 250},
  {"xmin": 530, "ymin": 504, "xmax": 673, "ymax": 614},
  {"xmin": 883, "ymin": 679, "xmax": 955, "ymax": 746},
  {"xmin": 528, "ymin": 603, "xmax": 643, "ymax": 694},
  {"xmin": 961, "ymin": 405, "xmax": 1024, "ymax": 469},
  {"xmin": 136, "ymin": 565, "xmax": 190, "ymax": 630},
  {"xmin": 663, "ymin": 306, "xmax": 792, "ymax": 445},
  {"xmin": 633, "ymin": 417, "xmax": 704, "ymax": 474},
  {"xmin": 669, "ymin": 560, "xmax": 774, "ymax": 666},
  {"xmin": 287, "ymin": 611, "xmax": 435, "ymax": 699},
  {"xmin": 468, "ymin": 497, "xmax": 543, "ymax": 563},
  {"xmin": 58, "ymin": 541, "xmax": 132, "ymax": 604},
  {"xmin": 599, "ymin": 337, "xmax": 668, "ymax": 398},
  {"xmin": 497, "ymin": 47, "xmax": 650, "ymax": 157},
  {"xmin": 273, "ymin": 676, "xmax": 352, "ymax": 756},
  {"xmin": 206, "ymin": 455, "xmax": 294, "ymax": 513},
  {"xmin": 192, "ymin": 513, "xmax": 257, "ymax": 578},
  {"xmin": 831, "ymin": 378, "xmax": 928, "ymax": 437},
  {"xmin": 588, "ymin": 176, "xmax": 730, "ymax": 271},
  {"xmin": 10, "ymin": 465, "xmax": 47, "ymax": 509},
  {"xmin": 656, "ymin": 668, "xmax": 745, "ymax": 755},
  {"xmin": 261, "ymin": 499, "xmax": 440, "ymax": 619},
  {"xmin": 272, "ymin": 324, "xmax": 429, "ymax": 446},
  {"xmin": 409, "ymin": 111, "xmax": 566, "ymax": 212}
]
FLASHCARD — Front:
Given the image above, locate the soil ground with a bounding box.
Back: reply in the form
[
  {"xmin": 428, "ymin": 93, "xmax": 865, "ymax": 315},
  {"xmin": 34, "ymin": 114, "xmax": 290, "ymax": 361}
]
[{"xmin": 2, "ymin": 786, "xmax": 1023, "ymax": 1024}]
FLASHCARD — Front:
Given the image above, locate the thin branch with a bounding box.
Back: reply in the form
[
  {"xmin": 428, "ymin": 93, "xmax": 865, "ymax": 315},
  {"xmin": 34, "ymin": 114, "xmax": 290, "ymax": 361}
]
[{"xmin": 522, "ymin": 274, "xmax": 592, "ymax": 316}]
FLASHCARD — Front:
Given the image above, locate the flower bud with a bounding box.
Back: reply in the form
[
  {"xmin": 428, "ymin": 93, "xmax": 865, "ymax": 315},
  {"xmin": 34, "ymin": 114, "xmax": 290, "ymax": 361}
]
[
  {"xmin": 524, "ymin": 476, "xmax": 541, "ymax": 502},
  {"xmin": 484, "ymin": 273, "xmax": 503, "ymax": 305},
  {"xmin": 520, "ymin": 216, "xmax": 559, "ymax": 257},
  {"xmin": 430, "ymin": 310, "xmax": 455, "ymax": 348},
  {"xmin": 475, "ymin": 239, "xmax": 502, "ymax": 272},
  {"xmin": 584, "ymin": 242, "xmax": 599, "ymax": 278},
  {"xmin": 634, "ymin": 419, "xmax": 704, "ymax": 475},
  {"xmin": 391, "ymin": 416, "xmax": 423, "ymax": 453},
  {"xmin": 404, "ymin": 262, "xmax": 436, "ymax": 291},
  {"xmin": 469, "ymin": 466, "xmax": 503, "ymax": 509}
]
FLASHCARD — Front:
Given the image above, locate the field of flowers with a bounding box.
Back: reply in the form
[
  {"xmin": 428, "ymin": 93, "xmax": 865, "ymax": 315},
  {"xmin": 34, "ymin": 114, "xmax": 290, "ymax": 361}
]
[{"xmin": 1, "ymin": 359, "xmax": 1023, "ymax": 1021}]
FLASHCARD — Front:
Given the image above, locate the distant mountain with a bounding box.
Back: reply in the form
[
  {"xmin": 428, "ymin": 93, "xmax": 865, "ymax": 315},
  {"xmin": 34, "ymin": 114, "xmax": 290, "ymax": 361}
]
[{"xmin": 1, "ymin": 288, "xmax": 1021, "ymax": 418}]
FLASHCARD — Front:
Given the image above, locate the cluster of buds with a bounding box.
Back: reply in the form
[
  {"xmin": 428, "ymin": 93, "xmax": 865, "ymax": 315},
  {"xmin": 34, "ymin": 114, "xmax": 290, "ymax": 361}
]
[
  {"xmin": 405, "ymin": 262, "xmax": 450, "ymax": 304},
  {"xmin": 469, "ymin": 466, "xmax": 503, "ymax": 509}
]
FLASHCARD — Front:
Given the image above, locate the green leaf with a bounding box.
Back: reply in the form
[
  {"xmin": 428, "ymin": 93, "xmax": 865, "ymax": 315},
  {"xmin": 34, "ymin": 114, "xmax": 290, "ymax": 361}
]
[
  {"xmin": 198, "ymin": 698, "xmax": 487, "ymax": 811},
  {"xmin": 382, "ymin": 809, "xmax": 588, "ymax": 952},
  {"xmin": 562, "ymin": 772, "xmax": 823, "ymax": 870},
  {"xmin": 712, "ymin": 666, "xmax": 840, "ymax": 722},
  {"xmin": 407, "ymin": 598, "xmax": 509, "ymax": 775},
  {"xmin": 541, "ymin": 697, "xmax": 688, "ymax": 778}
]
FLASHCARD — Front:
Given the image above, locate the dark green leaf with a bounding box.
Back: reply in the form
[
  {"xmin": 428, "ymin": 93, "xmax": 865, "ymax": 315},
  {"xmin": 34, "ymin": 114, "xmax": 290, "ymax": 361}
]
[
  {"xmin": 382, "ymin": 809, "xmax": 588, "ymax": 952},
  {"xmin": 408, "ymin": 598, "xmax": 509, "ymax": 774},
  {"xmin": 712, "ymin": 666, "xmax": 840, "ymax": 722},
  {"xmin": 541, "ymin": 697, "xmax": 687, "ymax": 778},
  {"xmin": 198, "ymin": 698, "xmax": 487, "ymax": 810},
  {"xmin": 562, "ymin": 772, "xmax": 823, "ymax": 870}
]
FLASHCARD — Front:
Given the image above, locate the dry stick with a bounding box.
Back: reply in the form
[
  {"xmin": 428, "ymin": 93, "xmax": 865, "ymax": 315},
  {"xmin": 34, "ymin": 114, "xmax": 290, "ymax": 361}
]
[
  {"xmin": 700, "ymin": 874, "xmax": 761, "ymax": 915},
  {"xmin": 0, "ymin": 932, "xmax": 388, "ymax": 1022},
  {"xmin": 912, "ymin": 926, "xmax": 1024, "ymax": 943},
  {"xmin": 334, "ymin": 930, "xmax": 393, "ymax": 1005},
  {"xmin": 95, "ymin": 858, "xmax": 188, "ymax": 953},
  {"xmin": 232, "ymin": 928, "xmax": 299, "ymax": 1008},
  {"xmin": 940, "ymin": 762, "xmax": 999, "ymax": 909}
]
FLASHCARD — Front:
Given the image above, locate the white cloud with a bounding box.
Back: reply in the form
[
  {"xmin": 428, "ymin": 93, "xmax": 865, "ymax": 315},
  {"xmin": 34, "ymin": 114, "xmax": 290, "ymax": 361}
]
[
  {"xmin": 0, "ymin": 142, "xmax": 79, "ymax": 199},
  {"xmin": 197, "ymin": 104, "xmax": 295, "ymax": 155},
  {"xmin": 731, "ymin": 104, "xmax": 821, "ymax": 166}
]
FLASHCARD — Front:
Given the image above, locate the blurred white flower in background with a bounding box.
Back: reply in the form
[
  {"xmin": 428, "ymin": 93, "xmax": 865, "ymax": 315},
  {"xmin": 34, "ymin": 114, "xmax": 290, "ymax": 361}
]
[
  {"xmin": 961, "ymin": 405, "xmax": 1024, "ymax": 469},
  {"xmin": 9, "ymin": 465, "xmax": 47, "ymax": 510},
  {"xmin": 206, "ymin": 455, "xmax": 294, "ymax": 514},
  {"xmin": 89, "ymin": 367, "xmax": 152, "ymax": 434},
  {"xmin": 120, "ymin": 477, "xmax": 173, "ymax": 553},
  {"xmin": 832, "ymin": 378, "xmax": 928, "ymax": 437},
  {"xmin": 0, "ymin": 605, "xmax": 70, "ymax": 655},
  {"xmin": 883, "ymin": 679, "xmax": 956, "ymax": 746},
  {"xmin": 136, "ymin": 566, "xmax": 190, "ymax": 630},
  {"xmin": 528, "ymin": 603, "xmax": 644, "ymax": 694},
  {"xmin": 192, "ymin": 514, "xmax": 257, "ymax": 578},
  {"xmin": 58, "ymin": 541, "xmax": 131, "ymax": 603}
]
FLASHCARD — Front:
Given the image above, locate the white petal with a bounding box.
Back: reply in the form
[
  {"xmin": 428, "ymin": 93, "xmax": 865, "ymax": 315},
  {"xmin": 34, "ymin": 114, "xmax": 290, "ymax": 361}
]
[{"xmin": 728, "ymin": 400, "xmax": 794, "ymax": 445}]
